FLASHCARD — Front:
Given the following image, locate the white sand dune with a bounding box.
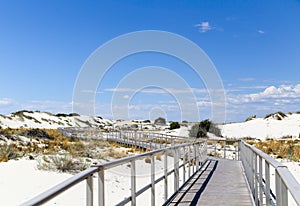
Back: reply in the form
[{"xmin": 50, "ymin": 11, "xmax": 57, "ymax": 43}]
[
  {"xmin": 220, "ymin": 113, "xmax": 300, "ymax": 139},
  {"xmin": 0, "ymin": 111, "xmax": 112, "ymax": 129}
]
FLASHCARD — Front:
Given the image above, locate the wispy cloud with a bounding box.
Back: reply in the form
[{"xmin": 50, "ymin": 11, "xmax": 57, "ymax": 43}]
[
  {"xmin": 194, "ymin": 21, "xmax": 214, "ymax": 33},
  {"xmin": 0, "ymin": 99, "xmax": 72, "ymax": 115},
  {"xmin": 80, "ymin": 89, "xmax": 103, "ymax": 94},
  {"xmin": 0, "ymin": 98, "xmax": 13, "ymax": 105},
  {"xmin": 104, "ymin": 87, "xmax": 208, "ymax": 94},
  {"xmin": 258, "ymin": 30, "xmax": 265, "ymax": 34},
  {"xmin": 123, "ymin": 95, "xmax": 130, "ymax": 99},
  {"xmin": 238, "ymin": 77, "xmax": 255, "ymax": 82}
]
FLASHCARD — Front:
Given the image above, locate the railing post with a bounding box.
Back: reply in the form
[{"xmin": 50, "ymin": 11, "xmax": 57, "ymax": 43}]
[
  {"xmin": 259, "ymin": 156, "xmax": 263, "ymax": 205},
  {"xmin": 192, "ymin": 145, "xmax": 196, "ymax": 173},
  {"xmin": 131, "ymin": 160, "xmax": 136, "ymax": 206},
  {"xmin": 276, "ymin": 170, "xmax": 282, "ymax": 206},
  {"xmin": 223, "ymin": 140, "xmax": 226, "ymax": 159},
  {"xmin": 250, "ymin": 150, "xmax": 255, "ymax": 196},
  {"xmin": 254, "ymin": 153, "xmax": 259, "ymax": 205},
  {"xmin": 98, "ymin": 168, "xmax": 105, "ymax": 206},
  {"xmin": 265, "ymin": 162, "xmax": 271, "ymax": 206},
  {"xmin": 276, "ymin": 169, "xmax": 288, "ymax": 206},
  {"xmin": 195, "ymin": 145, "xmax": 199, "ymax": 171},
  {"xmin": 214, "ymin": 141, "xmax": 217, "ymax": 156},
  {"xmin": 183, "ymin": 147, "xmax": 186, "ymax": 183},
  {"xmin": 164, "ymin": 151, "xmax": 168, "ymax": 202},
  {"xmin": 151, "ymin": 155, "xmax": 155, "ymax": 206},
  {"xmin": 235, "ymin": 142, "xmax": 238, "ymax": 160},
  {"xmin": 281, "ymin": 177, "xmax": 288, "ymax": 206},
  {"xmin": 86, "ymin": 175, "xmax": 93, "ymax": 206},
  {"xmin": 174, "ymin": 148, "xmax": 179, "ymax": 192},
  {"xmin": 188, "ymin": 145, "xmax": 191, "ymax": 178}
]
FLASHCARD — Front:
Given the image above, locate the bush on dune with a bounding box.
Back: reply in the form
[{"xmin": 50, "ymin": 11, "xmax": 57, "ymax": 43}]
[{"xmin": 0, "ymin": 144, "xmax": 19, "ymax": 162}]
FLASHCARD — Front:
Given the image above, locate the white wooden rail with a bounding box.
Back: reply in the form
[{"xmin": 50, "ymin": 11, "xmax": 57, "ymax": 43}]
[
  {"xmin": 239, "ymin": 140, "xmax": 300, "ymax": 206},
  {"xmin": 21, "ymin": 134, "xmax": 207, "ymax": 206}
]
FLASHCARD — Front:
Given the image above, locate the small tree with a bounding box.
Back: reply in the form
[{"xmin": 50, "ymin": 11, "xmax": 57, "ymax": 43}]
[
  {"xmin": 170, "ymin": 122, "xmax": 180, "ymax": 130},
  {"xmin": 189, "ymin": 123, "xmax": 206, "ymax": 138},
  {"xmin": 154, "ymin": 117, "xmax": 166, "ymax": 125},
  {"xmin": 189, "ymin": 119, "xmax": 221, "ymax": 138}
]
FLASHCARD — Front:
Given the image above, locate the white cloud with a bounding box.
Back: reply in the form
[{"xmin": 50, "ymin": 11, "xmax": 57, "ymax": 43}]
[
  {"xmin": 195, "ymin": 22, "xmax": 214, "ymax": 33},
  {"xmin": 105, "ymin": 87, "xmax": 206, "ymax": 94},
  {"xmin": 0, "ymin": 98, "xmax": 13, "ymax": 105},
  {"xmin": 80, "ymin": 90, "xmax": 103, "ymax": 94},
  {"xmin": 123, "ymin": 95, "xmax": 130, "ymax": 99},
  {"xmin": 238, "ymin": 77, "xmax": 255, "ymax": 82},
  {"xmin": 258, "ymin": 30, "xmax": 265, "ymax": 34},
  {"xmin": 247, "ymin": 84, "xmax": 300, "ymax": 101},
  {"xmin": 227, "ymin": 84, "xmax": 300, "ymax": 104}
]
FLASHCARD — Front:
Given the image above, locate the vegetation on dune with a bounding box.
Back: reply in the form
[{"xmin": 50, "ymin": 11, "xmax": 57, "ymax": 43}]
[
  {"xmin": 264, "ymin": 111, "xmax": 287, "ymax": 120},
  {"xmin": 254, "ymin": 139, "xmax": 300, "ymax": 161},
  {"xmin": 0, "ymin": 144, "xmax": 19, "ymax": 162},
  {"xmin": 0, "ymin": 128, "xmax": 136, "ymax": 173},
  {"xmin": 189, "ymin": 119, "xmax": 221, "ymax": 138},
  {"xmin": 245, "ymin": 115, "xmax": 256, "ymax": 122},
  {"xmin": 154, "ymin": 117, "xmax": 166, "ymax": 125},
  {"xmin": 169, "ymin": 122, "xmax": 180, "ymax": 130}
]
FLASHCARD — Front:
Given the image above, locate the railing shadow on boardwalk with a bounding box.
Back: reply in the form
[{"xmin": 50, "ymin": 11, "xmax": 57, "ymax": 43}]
[{"xmin": 163, "ymin": 159, "xmax": 218, "ymax": 206}]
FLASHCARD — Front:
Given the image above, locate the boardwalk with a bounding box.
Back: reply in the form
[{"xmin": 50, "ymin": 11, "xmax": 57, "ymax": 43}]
[{"xmin": 165, "ymin": 159, "xmax": 253, "ymax": 206}]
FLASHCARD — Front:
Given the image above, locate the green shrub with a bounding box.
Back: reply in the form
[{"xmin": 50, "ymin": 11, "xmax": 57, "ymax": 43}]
[
  {"xmin": 189, "ymin": 119, "xmax": 221, "ymax": 137},
  {"xmin": 154, "ymin": 117, "xmax": 166, "ymax": 125},
  {"xmin": 170, "ymin": 122, "xmax": 180, "ymax": 130}
]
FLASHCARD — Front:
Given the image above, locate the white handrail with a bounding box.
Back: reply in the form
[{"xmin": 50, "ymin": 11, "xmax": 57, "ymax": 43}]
[
  {"xmin": 21, "ymin": 133, "xmax": 207, "ymax": 206},
  {"xmin": 239, "ymin": 140, "xmax": 300, "ymax": 206}
]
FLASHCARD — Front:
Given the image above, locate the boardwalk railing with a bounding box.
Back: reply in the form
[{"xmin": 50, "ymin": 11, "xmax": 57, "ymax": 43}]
[
  {"xmin": 21, "ymin": 137, "xmax": 207, "ymax": 206},
  {"xmin": 105, "ymin": 131, "xmax": 194, "ymax": 150},
  {"xmin": 239, "ymin": 140, "xmax": 300, "ymax": 206}
]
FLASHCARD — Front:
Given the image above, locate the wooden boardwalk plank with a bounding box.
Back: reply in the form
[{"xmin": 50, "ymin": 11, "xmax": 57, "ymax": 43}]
[{"xmin": 165, "ymin": 159, "xmax": 253, "ymax": 206}]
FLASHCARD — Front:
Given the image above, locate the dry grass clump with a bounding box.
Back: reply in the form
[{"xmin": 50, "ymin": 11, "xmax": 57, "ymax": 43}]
[
  {"xmin": 37, "ymin": 155, "xmax": 89, "ymax": 173},
  {"xmin": 156, "ymin": 152, "xmax": 163, "ymax": 161},
  {"xmin": 145, "ymin": 157, "xmax": 151, "ymax": 164},
  {"xmin": 255, "ymin": 140, "xmax": 300, "ymax": 161},
  {"xmin": 0, "ymin": 144, "xmax": 19, "ymax": 162}
]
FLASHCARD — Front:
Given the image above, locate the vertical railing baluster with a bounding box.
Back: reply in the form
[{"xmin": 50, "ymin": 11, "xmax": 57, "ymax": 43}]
[
  {"xmin": 151, "ymin": 155, "xmax": 155, "ymax": 206},
  {"xmin": 250, "ymin": 150, "xmax": 254, "ymax": 196},
  {"xmin": 98, "ymin": 168, "xmax": 105, "ymax": 206},
  {"xmin": 276, "ymin": 170, "xmax": 282, "ymax": 206},
  {"xmin": 174, "ymin": 148, "xmax": 179, "ymax": 192},
  {"xmin": 188, "ymin": 145, "xmax": 191, "ymax": 178},
  {"xmin": 254, "ymin": 153, "xmax": 259, "ymax": 205},
  {"xmin": 281, "ymin": 177, "xmax": 288, "ymax": 206},
  {"xmin": 86, "ymin": 175, "xmax": 93, "ymax": 206},
  {"xmin": 183, "ymin": 147, "xmax": 186, "ymax": 183},
  {"xmin": 195, "ymin": 145, "xmax": 199, "ymax": 171},
  {"xmin": 265, "ymin": 162, "xmax": 271, "ymax": 206},
  {"xmin": 131, "ymin": 160, "xmax": 136, "ymax": 206},
  {"xmin": 259, "ymin": 156, "xmax": 263, "ymax": 205},
  {"xmin": 223, "ymin": 140, "xmax": 226, "ymax": 159},
  {"xmin": 164, "ymin": 151, "xmax": 168, "ymax": 202}
]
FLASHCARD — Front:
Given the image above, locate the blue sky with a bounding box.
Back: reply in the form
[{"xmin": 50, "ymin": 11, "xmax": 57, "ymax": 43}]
[{"xmin": 0, "ymin": 0, "xmax": 300, "ymax": 122}]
